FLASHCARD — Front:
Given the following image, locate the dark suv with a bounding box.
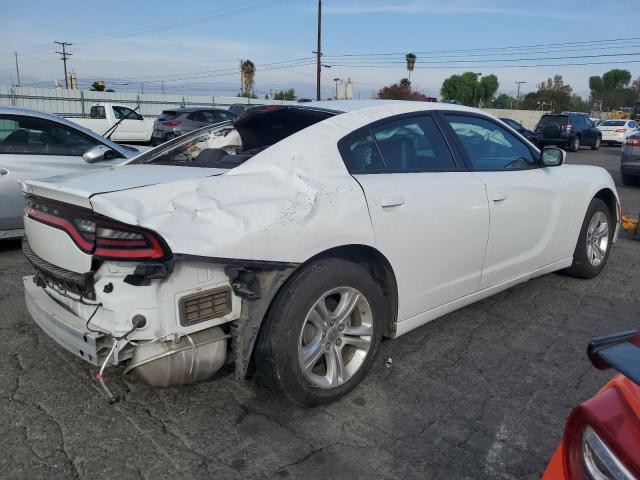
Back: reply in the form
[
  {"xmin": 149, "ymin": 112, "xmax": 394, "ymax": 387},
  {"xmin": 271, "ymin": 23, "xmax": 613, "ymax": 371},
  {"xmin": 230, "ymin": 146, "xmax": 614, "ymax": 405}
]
[{"xmin": 535, "ymin": 113, "xmax": 601, "ymax": 152}]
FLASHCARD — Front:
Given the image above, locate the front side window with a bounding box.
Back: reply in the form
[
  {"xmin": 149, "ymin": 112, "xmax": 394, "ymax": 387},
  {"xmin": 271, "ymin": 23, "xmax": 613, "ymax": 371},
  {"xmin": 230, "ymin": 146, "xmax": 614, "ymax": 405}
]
[
  {"xmin": 0, "ymin": 115, "xmax": 99, "ymax": 156},
  {"xmin": 217, "ymin": 110, "xmax": 235, "ymax": 121},
  {"xmin": 445, "ymin": 114, "xmax": 537, "ymax": 171}
]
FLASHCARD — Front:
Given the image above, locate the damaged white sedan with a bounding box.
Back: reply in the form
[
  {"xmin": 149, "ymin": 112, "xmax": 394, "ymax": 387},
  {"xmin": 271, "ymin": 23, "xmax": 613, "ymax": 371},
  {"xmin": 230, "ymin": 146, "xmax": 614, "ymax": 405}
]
[{"xmin": 21, "ymin": 101, "xmax": 620, "ymax": 405}]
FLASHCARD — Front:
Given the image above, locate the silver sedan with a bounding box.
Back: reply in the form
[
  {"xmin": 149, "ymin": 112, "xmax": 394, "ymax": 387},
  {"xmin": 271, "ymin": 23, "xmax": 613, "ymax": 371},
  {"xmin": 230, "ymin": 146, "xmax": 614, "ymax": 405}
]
[{"xmin": 0, "ymin": 107, "xmax": 140, "ymax": 238}]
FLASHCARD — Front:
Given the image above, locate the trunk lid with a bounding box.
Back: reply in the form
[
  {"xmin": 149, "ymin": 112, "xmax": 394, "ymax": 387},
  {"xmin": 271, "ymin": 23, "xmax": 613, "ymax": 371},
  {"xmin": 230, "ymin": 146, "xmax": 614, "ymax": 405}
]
[{"xmin": 22, "ymin": 164, "xmax": 227, "ymax": 208}]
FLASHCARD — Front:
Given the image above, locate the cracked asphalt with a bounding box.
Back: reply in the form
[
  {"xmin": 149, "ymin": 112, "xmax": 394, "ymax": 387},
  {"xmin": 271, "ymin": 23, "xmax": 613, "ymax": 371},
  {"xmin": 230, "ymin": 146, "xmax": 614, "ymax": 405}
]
[{"xmin": 1, "ymin": 147, "xmax": 639, "ymax": 480}]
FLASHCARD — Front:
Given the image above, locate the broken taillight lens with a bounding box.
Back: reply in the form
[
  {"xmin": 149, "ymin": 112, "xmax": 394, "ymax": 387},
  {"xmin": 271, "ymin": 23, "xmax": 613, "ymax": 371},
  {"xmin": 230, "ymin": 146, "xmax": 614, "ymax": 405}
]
[{"xmin": 25, "ymin": 196, "xmax": 169, "ymax": 260}]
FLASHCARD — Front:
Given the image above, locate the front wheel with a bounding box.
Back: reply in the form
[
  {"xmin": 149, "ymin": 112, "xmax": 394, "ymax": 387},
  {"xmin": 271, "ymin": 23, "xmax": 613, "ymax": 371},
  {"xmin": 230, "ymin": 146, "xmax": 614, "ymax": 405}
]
[
  {"xmin": 591, "ymin": 137, "xmax": 601, "ymax": 150},
  {"xmin": 255, "ymin": 258, "xmax": 385, "ymax": 406},
  {"xmin": 563, "ymin": 198, "xmax": 613, "ymax": 279}
]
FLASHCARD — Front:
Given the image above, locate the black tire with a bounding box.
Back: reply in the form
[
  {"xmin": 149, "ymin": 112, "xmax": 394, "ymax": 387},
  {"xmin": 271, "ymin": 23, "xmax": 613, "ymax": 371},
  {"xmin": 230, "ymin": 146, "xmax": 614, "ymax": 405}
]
[
  {"xmin": 591, "ymin": 136, "xmax": 601, "ymax": 150},
  {"xmin": 255, "ymin": 258, "xmax": 386, "ymax": 406},
  {"xmin": 606, "ymin": 142, "xmax": 614, "ymax": 146},
  {"xmin": 568, "ymin": 136, "xmax": 580, "ymax": 152},
  {"xmin": 622, "ymin": 174, "xmax": 637, "ymax": 186},
  {"xmin": 563, "ymin": 198, "xmax": 613, "ymax": 279}
]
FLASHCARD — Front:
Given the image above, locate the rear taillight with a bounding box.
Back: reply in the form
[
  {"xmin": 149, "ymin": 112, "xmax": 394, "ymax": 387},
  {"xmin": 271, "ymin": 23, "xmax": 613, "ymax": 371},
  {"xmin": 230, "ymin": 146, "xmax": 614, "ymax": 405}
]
[
  {"xmin": 563, "ymin": 388, "xmax": 640, "ymax": 480},
  {"xmin": 162, "ymin": 121, "xmax": 181, "ymax": 126},
  {"xmin": 25, "ymin": 196, "xmax": 169, "ymax": 260},
  {"xmin": 626, "ymin": 138, "xmax": 640, "ymax": 147},
  {"xmin": 566, "ymin": 123, "xmax": 573, "ymax": 131}
]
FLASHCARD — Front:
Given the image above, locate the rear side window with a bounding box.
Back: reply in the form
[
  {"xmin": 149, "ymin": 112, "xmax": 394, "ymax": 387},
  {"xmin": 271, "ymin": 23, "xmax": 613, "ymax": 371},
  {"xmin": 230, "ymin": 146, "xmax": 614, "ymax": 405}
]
[
  {"xmin": 341, "ymin": 115, "xmax": 455, "ymax": 173},
  {"xmin": 90, "ymin": 106, "xmax": 106, "ymax": 119},
  {"xmin": 445, "ymin": 114, "xmax": 537, "ymax": 171},
  {"xmin": 630, "ymin": 121, "xmax": 638, "ymax": 129},
  {"xmin": 159, "ymin": 111, "xmax": 180, "ymax": 121}
]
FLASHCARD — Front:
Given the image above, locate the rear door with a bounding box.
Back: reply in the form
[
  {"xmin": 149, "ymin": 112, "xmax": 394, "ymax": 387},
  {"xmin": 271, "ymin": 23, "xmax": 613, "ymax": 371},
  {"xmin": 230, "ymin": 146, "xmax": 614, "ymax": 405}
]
[
  {"xmin": 340, "ymin": 113, "xmax": 489, "ymax": 321},
  {"xmin": 442, "ymin": 113, "xmax": 570, "ymax": 288},
  {"xmin": 0, "ymin": 114, "xmax": 110, "ymax": 230}
]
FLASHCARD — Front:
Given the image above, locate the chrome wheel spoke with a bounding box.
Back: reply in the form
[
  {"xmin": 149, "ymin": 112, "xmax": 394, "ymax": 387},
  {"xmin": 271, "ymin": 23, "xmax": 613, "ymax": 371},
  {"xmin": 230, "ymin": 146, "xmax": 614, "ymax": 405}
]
[
  {"xmin": 586, "ymin": 211, "xmax": 609, "ymax": 267},
  {"xmin": 326, "ymin": 346, "xmax": 346, "ymax": 386},
  {"xmin": 301, "ymin": 340, "xmax": 325, "ymax": 373},
  {"xmin": 333, "ymin": 289, "xmax": 360, "ymax": 325},
  {"xmin": 342, "ymin": 335, "xmax": 371, "ymax": 351},
  {"xmin": 343, "ymin": 323, "xmax": 373, "ymax": 336}
]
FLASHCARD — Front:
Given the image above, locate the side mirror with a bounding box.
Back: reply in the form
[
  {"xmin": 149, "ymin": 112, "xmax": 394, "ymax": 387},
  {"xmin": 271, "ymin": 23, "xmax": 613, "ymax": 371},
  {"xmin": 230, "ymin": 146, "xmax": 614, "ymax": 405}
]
[
  {"xmin": 83, "ymin": 144, "xmax": 116, "ymax": 163},
  {"xmin": 541, "ymin": 147, "xmax": 565, "ymax": 167}
]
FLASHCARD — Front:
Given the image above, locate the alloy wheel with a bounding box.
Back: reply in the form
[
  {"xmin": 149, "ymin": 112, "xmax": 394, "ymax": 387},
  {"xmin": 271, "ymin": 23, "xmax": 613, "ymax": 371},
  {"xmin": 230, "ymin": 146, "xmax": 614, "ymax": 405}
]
[
  {"xmin": 298, "ymin": 287, "xmax": 373, "ymax": 389},
  {"xmin": 585, "ymin": 211, "xmax": 609, "ymax": 267}
]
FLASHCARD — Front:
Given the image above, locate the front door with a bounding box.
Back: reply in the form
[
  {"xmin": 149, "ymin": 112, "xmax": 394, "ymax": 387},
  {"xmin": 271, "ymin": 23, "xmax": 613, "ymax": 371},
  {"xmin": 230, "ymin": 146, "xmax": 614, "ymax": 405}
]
[
  {"xmin": 341, "ymin": 113, "xmax": 490, "ymax": 321},
  {"xmin": 442, "ymin": 113, "xmax": 570, "ymax": 288}
]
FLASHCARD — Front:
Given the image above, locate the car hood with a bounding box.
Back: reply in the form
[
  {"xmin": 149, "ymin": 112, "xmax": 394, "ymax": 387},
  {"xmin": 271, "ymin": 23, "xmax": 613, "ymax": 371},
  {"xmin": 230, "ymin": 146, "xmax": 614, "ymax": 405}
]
[{"xmin": 21, "ymin": 164, "xmax": 227, "ymax": 208}]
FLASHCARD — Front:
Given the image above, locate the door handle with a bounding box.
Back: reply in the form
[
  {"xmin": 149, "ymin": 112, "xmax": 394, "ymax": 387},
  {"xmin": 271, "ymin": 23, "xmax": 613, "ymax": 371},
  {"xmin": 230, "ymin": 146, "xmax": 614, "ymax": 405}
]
[
  {"xmin": 380, "ymin": 194, "xmax": 405, "ymax": 208},
  {"xmin": 493, "ymin": 192, "xmax": 508, "ymax": 202}
]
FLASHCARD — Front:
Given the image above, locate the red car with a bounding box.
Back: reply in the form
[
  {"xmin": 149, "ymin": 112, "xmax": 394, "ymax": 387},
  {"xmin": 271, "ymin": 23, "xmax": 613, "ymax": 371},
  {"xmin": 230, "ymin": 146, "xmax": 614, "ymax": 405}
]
[{"xmin": 543, "ymin": 330, "xmax": 640, "ymax": 480}]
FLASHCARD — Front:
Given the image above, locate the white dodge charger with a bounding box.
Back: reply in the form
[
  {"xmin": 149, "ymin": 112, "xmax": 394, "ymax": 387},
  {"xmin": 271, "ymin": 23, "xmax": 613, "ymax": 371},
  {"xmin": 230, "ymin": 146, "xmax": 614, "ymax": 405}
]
[{"xmin": 21, "ymin": 101, "xmax": 619, "ymax": 405}]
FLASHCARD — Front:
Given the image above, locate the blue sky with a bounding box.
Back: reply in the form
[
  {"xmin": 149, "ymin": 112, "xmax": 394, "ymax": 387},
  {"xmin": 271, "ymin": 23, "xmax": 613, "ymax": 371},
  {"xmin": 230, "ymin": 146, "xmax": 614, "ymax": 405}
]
[{"xmin": 1, "ymin": 0, "xmax": 639, "ymax": 99}]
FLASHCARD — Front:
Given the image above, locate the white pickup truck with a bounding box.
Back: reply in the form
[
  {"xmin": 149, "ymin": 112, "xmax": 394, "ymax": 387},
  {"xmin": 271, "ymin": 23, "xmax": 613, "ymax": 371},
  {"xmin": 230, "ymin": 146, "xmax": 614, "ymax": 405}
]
[{"xmin": 66, "ymin": 103, "xmax": 155, "ymax": 143}]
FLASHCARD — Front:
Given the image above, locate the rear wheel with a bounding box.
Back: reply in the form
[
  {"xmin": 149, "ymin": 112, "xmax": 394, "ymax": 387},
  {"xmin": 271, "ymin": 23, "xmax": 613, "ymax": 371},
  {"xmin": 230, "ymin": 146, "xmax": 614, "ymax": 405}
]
[
  {"xmin": 563, "ymin": 198, "xmax": 613, "ymax": 279},
  {"xmin": 591, "ymin": 137, "xmax": 601, "ymax": 150},
  {"xmin": 568, "ymin": 136, "xmax": 580, "ymax": 152},
  {"xmin": 255, "ymin": 258, "xmax": 385, "ymax": 406}
]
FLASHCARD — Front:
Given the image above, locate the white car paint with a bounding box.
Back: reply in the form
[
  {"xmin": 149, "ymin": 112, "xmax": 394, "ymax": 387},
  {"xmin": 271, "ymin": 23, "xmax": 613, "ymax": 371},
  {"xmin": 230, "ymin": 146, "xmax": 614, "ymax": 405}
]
[
  {"xmin": 66, "ymin": 103, "xmax": 155, "ymax": 143},
  {"xmin": 20, "ymin": 100, "xmax": 620, "ymax": 381},
  {"xmin": 597, "ymin": 119, "xmax": 639, "ymax": 144}
]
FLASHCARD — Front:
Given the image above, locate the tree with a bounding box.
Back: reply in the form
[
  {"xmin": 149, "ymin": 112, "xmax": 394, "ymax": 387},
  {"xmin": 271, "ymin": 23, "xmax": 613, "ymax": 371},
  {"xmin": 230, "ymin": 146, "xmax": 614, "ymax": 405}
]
[
  {"xmin": 105, "ymin": 88, "xmax": 115, "ymax": 93},
  {"xmin": 405, "ymin": 53, "xmax": 416, "ymax": 84},
  {"xmin": 377, "ymin": 80, "xmax": 428, "ymax": 100},
  {"xmin": 493, "ymin": 93, "xmax": 517, "ymax": 109},
  {"xmin": 240, "ymin": 59, "xmax": 256, "ymax": 97},
  {"xmin": 602, "ymin": 69, "xmax": 631, "ymax": 90},
  {"xmin": 589, "ymin": 75, "xmax": 604, "ymax": 96},
  {"xmin": 521, "ymin": 74, "xmax": 579, "ymax": 111},
  {"xmin": 274, "ymin": 88, "xmax": 297, "ymax": 101},
  {"xmin": 441, "ymin": 72, "xmax": 499, "ymax": 106},
  {"xmin": 90, "ymin": 81, "xmax": 105, "ymax": 92}
]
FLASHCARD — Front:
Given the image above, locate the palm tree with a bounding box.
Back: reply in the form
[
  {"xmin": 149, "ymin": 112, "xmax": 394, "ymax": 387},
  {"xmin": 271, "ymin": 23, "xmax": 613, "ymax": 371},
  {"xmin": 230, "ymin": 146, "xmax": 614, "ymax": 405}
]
[
  {"xmin": 240, "ymin": 60, "xmax": 256, "ymax": 97},
  {"xmin": 405, "ymin": 53, "xmax": 416, "ymax": 84}
]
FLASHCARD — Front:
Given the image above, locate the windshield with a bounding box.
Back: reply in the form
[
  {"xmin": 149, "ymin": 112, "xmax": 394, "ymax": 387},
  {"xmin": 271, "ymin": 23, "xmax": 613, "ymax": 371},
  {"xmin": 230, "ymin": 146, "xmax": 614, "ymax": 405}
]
[{"xmin": 539, "ymin": 115, "xmax": 568, "ymax": 126}]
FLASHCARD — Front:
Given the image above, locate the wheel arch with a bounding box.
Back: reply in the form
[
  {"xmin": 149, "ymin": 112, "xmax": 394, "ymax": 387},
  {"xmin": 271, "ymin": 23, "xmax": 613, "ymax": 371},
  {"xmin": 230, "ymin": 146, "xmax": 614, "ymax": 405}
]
[
  {"xmin": 244, "ymin": 244, "xmax": 399, "ymax": 378},
  {"xmin": 593, "ymin": 187, "xmax": 618, "ymax": 224}
]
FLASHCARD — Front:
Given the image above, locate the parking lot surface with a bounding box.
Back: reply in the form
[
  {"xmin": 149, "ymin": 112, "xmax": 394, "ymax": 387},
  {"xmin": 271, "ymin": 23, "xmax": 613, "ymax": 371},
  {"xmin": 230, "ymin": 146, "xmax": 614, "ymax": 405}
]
[{"xmin": 2, "ymin": 146, "xmax": 639, "ymax": 480}]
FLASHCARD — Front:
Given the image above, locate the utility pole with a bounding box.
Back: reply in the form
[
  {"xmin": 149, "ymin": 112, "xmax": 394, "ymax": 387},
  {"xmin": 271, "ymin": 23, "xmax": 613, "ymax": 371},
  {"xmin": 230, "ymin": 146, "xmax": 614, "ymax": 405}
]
[
  {"xmin": 14, "ymin": 51, "xmax": 21, "ymax": 87},
  {"xmin": 315, "ymin": 0, "xmax": 322, "ymax": 101},
  {"xmin": 54, "ymin": 41, "xmax": 72, "ymax": 89},
  {"xmin": 161, "ymin": 81, "xmax": 165, "ymax": 95},
  {"xmin": 515, "ymin": 81, "xmax": 526, "ymax": 108}
]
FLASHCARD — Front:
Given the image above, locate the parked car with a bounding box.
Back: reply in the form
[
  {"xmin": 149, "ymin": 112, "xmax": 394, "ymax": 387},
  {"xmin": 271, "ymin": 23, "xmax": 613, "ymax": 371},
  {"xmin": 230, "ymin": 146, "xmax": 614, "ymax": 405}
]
[
  {"xmin": 21, "ymin": 101, "xmax": 619, "ymax": 406},
  {"xmin": 597, "ymin": 119, "xmax": 639, "ymax": 146},
  {"xmin": 151, "ymin": 107, "xmax": 237, "ymax": 146},
  {"xmin": 620, "ymin": 131, "xmax": 640, "ymax": 186},
  {"xmin": 542, "ymin": 330, "xmax": 640, "ymax": 480},
  {"xmin": 499, "ymin": 117, "xmax": 537, "ymax": 143},
  {"xmin": 535, "ymin": 113, "xmax": 602, "ymax": 152},
  {"xmin": 0, "ymin": 107, "xmax": 140, "ymax": 239},
  {"xmin": 228, "ymin": 103, "xmax": 262, "ymax": 116},
  {"xmin": 66, "ymin": 103, "xmax": 155, "ymax": 144}
]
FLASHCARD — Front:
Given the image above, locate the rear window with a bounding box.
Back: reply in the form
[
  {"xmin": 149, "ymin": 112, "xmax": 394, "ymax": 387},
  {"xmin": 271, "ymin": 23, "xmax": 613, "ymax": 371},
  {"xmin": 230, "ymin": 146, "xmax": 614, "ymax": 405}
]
[
  {"xmin": 600, "ymin": 120, "xmax": 626, "ymax": 127},
  {"xmin": 158, "ymin": 111, "xmax": 180, "ymax": 121},
  {"xmin": 539, "ymin": 115, "xmax": 568, "ymax": 126}
]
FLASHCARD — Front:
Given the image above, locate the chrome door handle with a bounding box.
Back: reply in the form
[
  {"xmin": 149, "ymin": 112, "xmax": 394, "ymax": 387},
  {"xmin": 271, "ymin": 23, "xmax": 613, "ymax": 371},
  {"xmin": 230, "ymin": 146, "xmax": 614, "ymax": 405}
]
[
  {"xmin": 380, "ymin": 194, "xmax": 405, "ymax": 208},
  {"xmin": 493, "ymin": 192, "xmax": 508, "ymax": 202}
]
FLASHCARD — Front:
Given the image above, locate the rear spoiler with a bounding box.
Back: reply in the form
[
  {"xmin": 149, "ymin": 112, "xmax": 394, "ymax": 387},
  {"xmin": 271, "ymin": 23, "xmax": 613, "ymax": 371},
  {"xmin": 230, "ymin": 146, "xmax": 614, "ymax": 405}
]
[{"xmin": 588, "ymin": 330, "xmax": 640, "ymax": 387}]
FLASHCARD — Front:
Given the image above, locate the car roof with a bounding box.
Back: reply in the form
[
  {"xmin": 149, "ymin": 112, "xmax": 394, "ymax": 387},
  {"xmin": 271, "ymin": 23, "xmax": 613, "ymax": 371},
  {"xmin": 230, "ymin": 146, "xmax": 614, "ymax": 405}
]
[
  {"xmin": 162, "ymin": 106, "xmax": 227, "ymax": 113},
  {"xmin": 0, "ymin": 105, "xmax": 128, "ymax": 153},
  {"xmin": 283, "ymin": 99, "xmax": 481, "ymax": 116}
]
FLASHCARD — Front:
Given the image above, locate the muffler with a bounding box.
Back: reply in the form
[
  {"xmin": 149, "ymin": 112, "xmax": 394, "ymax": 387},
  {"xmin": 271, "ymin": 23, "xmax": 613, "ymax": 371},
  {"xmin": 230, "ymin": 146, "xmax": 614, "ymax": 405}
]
[{"xmin": 124, "ymin": 327, "xmax": 229, "ymax": 387}]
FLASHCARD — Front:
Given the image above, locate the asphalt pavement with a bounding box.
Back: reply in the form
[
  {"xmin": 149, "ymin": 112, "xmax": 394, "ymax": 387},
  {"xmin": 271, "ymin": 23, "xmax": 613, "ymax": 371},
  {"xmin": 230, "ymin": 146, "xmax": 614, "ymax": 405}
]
[{"xmin": 2, "ymin": 145, "xmax": 639, "ymax": 480}]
